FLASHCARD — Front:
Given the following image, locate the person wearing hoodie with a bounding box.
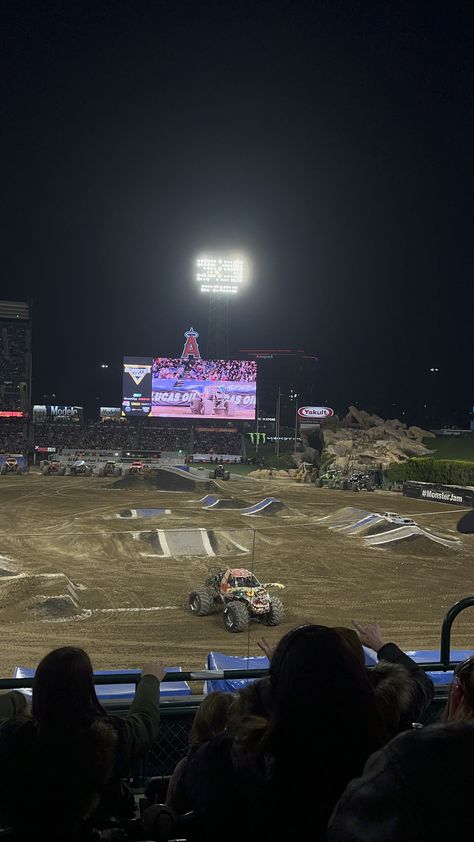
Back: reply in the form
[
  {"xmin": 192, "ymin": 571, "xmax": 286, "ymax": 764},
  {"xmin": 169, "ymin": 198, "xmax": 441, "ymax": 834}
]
[
  {"xmin": 259, "ymin": 620, "xmax": 434, "ymax": 739},
  {"xmin": 351, "ymin": 620, "xmax": 434, "ymax": 735}
]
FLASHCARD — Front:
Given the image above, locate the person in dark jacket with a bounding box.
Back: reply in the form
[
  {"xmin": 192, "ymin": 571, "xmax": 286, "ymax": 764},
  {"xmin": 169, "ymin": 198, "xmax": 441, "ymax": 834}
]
[
  {"xmin": 184, "ymin": 625, "xmax": 386, "ymax": 842},
  {"xmin": 259, "ymin": 620, "xmax": 434, "ymax": 739},
  {"xmin": 328, "ymin": 720, "xmax": 474, "ymax": 841},
  {"xmin": 351, "ymin": 620, "xmax": 434, "ymax": 734},
  {"xmin": 0, "ymin": 690, "xmax": 29, "ymax": 721},
  {"xmin": 0, "ymin": 712, "xmax": 117, "ymax": 841},
  {"xmin": 0, "ymin": 647, "xmax": 165, "ymax": 827}
]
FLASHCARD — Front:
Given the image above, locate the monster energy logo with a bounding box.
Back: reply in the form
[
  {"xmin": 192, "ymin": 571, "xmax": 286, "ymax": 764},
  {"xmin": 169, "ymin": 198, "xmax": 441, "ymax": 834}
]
[{"xmin": 248, "ymin": 432, "xmax": 266, "ymax": 445}]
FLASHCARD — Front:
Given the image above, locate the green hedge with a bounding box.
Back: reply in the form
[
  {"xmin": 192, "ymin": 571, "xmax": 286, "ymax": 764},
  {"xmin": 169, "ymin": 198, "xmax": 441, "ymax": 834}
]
[{"xmin": 387, "ymin": 458, "xmax": 474, "ymax": 487}]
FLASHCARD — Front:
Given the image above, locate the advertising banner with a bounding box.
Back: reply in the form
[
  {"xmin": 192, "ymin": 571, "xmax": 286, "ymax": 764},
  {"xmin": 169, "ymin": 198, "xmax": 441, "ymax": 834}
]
[
  {"xmin": 403, "ymin": 481, "xmax": 474, "ymax": 507},
  {"xmin": 100, "ymin": 407, "xmax": 123, "ymax": 421},
  {"xmin": 33, "ymin": 405, "xmax": 84, "ymax": 423},
  {"xmin": 0, "ymin": 411, "xmax": 25, "ymax": 418},
  {"xmin": 297, "ymin": 406, "xmax": 334, "ymax": 420}
]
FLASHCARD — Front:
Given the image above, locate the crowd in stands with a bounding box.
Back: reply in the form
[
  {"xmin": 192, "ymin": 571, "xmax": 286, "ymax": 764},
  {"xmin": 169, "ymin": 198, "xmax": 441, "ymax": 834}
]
[
  {"xmin": 78, "ymin": 422, "xmax": 134, "ymax": 450},
  {"xmin": 0, "ymin": 325, "xmax": 28, "ymax": 380},
  {"xmin": 34, "ymin": 423, "xmax": 81, "ymax": 449},
  {"xmin": 3, "ymin": 617, "xmax": 474, "ymax": 840},
  {"xmin": 135, "ymin": 423, "xmax": 190, "ymax": 452},
  {"xmin": 193, "ymin": 429, "xmax": 241, "ymax": 455},
  {"xmin": 153, "ymin": 358, "xmax": 256, "ymax": 382},
  {"xmin": 0, "ymin": 422, "xmax": 24, "ymax": 453}
]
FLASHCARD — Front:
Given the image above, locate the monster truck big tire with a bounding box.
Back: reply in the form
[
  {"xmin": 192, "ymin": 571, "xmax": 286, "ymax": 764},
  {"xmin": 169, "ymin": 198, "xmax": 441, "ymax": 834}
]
[
  {"xmin": 223, "ymin": 470, "xmax": 230, "ymax": 481},
  {"xmin": 203, "ymin": 400, "xmax": 214, "ymax": 416},
  {"xmin": 314, "ymin": 478, "xmax": 323, "ymax": 488},
  {"xmin": 210, "ymin": 469, "xmax": 217, "ymax": 479},
  {"xmin": 366, "ymin": 484, "xmax": 375, "ymax": 491},
  {"xmin": 114, "ymin": 467, "xmax": 122, "ymax": 476},
  {"xmin": 189, "ymin": 588, "xmax": 215, "ymax": 616},
  {"xmin": 41, "ymin": 465, "xmax": 50, "ymax": 475},
  {"xmin": 351, "ymin": 482, "xmax": 359, "ymax": 492},
  {"xmin": 16, "ymin": 466, "xmax": 24, "ymax": 474},
  {"xmin": 223, "ymin": 602, "xmax": 249, "ymax": 633},
  {"xmin": 85, "ymin": 467, "xmax": 92, "ymax": 476},
  {"xmin": 262, "ymin": 596, "xmax": 285, "ymax": 627},
  {"xmin": 98, "ymin": 467, "xmax": 106, "ymax": 477}
]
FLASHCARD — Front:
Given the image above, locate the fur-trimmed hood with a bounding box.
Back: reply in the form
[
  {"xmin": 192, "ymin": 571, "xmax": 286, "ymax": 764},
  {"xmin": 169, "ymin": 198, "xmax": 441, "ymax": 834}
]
[{"xmin": 370, "ymin": 661, "xmax": 416, "ymax": 736}]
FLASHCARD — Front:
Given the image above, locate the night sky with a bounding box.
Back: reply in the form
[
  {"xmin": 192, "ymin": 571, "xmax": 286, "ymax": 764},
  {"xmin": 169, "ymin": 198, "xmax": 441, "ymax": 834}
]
[{"xmin": 2, "ymin": 1, "xmax": 473, "ymax": 424}]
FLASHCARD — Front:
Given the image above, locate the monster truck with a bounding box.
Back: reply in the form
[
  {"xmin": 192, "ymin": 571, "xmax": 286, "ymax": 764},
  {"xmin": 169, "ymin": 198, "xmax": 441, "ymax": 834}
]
[
  {"xmin": 202, "ymin": 385, "xmax": 233, "ymax": 417},
  {"xmin": 381, "ymin": 511, "xmax": 416, "ymax": 526},
  {"xmin": 209, "ymin": 464, "xmax": 230, "ymax": 480},
  {"xmin": 189, "ymin": 567, "xmax": 285, "ymax": 633},
  {"xmin": 347, "ymin": 473, "xmax": 376, "ymax": 492},
  {"xmin": 124, "ymin": 460, "xmax": 145, "ymax": 476},
  {"xmin": 98, "ymin": 461, "xmax": 122, "ymax": 477},
  {"xmin": 314, "ymin": 468, "xmax": 343, "ymax": 488},
  {"xmin": 189, "ymin": 395, "xmax": 204, "ymax": 415},
  {"xmin": 67, "ymin": 459, "xmax": 93, "ymax": 476},
  {"xmin": 295, "ymin": 462, "xmax": 315, "ymax": 483},
  {"xmin": 41, "ymin": 459, "xmax": 66, "ymax": 475},
  {"xmin": 0, "ymin": 457, "xmax": 25, "ymax": 475}
]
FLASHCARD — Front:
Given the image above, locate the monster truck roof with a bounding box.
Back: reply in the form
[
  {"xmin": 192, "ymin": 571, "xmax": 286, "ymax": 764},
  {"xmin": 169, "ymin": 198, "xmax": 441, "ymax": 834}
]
[{"xmin": 226, "ymin": 568, "xmax": 253, "ymax": 577}]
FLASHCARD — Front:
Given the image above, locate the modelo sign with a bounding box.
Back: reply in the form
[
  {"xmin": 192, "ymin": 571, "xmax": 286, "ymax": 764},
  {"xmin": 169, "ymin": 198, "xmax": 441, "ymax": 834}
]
[{"xmin": 298, "ymin": 406, "xmax": 334, "ymax": 420}]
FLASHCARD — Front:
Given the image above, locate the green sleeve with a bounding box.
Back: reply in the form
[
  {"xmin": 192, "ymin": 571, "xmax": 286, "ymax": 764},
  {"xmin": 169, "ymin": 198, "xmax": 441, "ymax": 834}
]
[{"xmin": 110, "ymin": 675, "xmax": 161, "ymax": 771}]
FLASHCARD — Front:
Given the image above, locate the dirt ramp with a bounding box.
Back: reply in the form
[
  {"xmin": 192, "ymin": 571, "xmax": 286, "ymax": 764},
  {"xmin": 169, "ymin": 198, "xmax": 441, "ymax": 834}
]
[
  {"xmin": 114, "ymin": 468, "xmax": 217, "ymax": 492},
  {"xmin": 0, "ymin": 573, "xmax": 89, "ymax": 621},
  {"xmin": 139, "ymin": 528, "xmax": 251, "ymax": 557}
]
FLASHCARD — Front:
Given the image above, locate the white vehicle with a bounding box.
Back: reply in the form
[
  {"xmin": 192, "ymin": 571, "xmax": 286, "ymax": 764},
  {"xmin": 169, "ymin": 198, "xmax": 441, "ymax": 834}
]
[
  {"xmin": 67, "ymin": 460, "xmax": 93, "ymax": 477},
  {"xmin": 381, "ymin": 511, "xmax": 416, "ymax": 526}
]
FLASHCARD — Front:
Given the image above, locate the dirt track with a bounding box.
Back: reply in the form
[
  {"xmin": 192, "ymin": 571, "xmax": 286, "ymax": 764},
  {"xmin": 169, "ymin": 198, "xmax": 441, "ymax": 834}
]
[{"xmin": 0, "ymin": 473, "xmax": 472, "ymax": 675}]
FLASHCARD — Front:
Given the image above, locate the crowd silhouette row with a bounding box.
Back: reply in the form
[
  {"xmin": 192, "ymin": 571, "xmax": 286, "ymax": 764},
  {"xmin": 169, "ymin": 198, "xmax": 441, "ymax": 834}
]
[{"xmin": 0, "ymin": 619, "xmax": 472, "ymax": 841}]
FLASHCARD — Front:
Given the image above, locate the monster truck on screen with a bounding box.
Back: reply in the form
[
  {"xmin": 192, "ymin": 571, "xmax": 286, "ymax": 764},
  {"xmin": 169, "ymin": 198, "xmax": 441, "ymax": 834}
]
[
  {"xmin": 190, "ymin": 386, "xmax": 238, "ymax": 416},
  {"xmin": 189, "ymin": 567, "xmax": 285, "ymax": 633}
]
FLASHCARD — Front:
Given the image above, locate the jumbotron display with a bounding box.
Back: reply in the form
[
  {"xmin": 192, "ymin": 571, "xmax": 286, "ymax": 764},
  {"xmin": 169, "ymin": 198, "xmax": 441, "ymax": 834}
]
[{"xmin": 122, "ymin": 356, "xmax": 257, "ymax": 419}]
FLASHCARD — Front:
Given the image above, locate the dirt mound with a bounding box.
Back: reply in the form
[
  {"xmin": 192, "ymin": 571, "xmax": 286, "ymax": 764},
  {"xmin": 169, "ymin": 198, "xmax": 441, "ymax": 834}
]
[
  {"xmin": 114, "ymin": 468, "xmax": 217, "ymax": 492},
  {"xmin": 30, "ymin": 595, "xmax": 80, "ymax": 619},
  {"xmin": 0, "ymin": 572, "xmax": 86, "ymax": 620},
  {"xmin": 247, "ymin": 469, "xmax": 290, "ymax": 479}
]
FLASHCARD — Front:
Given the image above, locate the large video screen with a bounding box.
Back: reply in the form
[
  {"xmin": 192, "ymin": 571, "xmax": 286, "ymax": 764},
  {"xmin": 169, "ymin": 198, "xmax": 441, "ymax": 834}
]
[{"xmin": 122, "ymin": 357, "xmax": 257, "ymax": 419}]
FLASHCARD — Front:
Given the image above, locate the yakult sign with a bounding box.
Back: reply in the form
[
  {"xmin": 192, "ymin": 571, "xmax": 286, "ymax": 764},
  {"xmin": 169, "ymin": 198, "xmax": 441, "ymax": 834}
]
[{"xmin": 298, "ymin": 406, "xmax": 334, "ymax": 420}]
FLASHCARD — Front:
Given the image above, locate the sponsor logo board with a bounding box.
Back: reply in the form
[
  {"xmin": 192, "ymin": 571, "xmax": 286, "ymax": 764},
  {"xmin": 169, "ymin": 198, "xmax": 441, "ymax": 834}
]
[{"xmin": 297, "ymin": 406, "xmax": 334, "ymax": 419}]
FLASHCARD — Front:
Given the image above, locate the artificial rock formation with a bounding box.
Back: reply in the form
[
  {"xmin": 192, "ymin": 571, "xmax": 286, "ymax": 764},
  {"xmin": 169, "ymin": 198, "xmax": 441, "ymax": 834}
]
[{"xmin": 321, "ymin": 406, "xmax": 435, "ymax": 472}]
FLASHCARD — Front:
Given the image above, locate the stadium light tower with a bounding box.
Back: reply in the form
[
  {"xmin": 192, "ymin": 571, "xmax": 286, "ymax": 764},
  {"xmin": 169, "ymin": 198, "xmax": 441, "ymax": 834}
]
[{"xmin": 194, "ymin": 253, "xmax": 247, "ymax": 358}]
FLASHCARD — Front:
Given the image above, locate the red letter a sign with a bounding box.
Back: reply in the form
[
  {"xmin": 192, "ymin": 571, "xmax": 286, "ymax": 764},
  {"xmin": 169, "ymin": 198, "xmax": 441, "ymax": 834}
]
[{"xmin": 181, "ymin": 327, "xmax": 201, "ymax": 360}]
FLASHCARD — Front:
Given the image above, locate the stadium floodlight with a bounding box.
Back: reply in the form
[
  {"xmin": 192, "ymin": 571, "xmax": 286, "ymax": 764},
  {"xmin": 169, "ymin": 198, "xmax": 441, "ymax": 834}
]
[{"xmin": 195, "ymin": 254, "xmax": 246, "ymax": 295}]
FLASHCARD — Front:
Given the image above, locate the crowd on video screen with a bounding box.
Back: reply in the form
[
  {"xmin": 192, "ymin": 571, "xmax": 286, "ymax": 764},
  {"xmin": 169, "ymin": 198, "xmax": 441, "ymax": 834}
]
[{"xmin": 152, "ymin": 357, "xmax": 256, "ymax": 383}]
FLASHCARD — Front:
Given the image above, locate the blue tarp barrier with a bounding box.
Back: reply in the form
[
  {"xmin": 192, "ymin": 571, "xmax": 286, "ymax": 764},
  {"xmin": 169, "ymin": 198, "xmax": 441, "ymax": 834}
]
[
  {"xmin": 206, "ymin": 647, "xmax": 378, "ymax": 693},
  {"xmin": 405, "ymin": 648, "xmax": 474, "ymax": 685},
  {"xmin": 13, "ymin": 666, "xmax": 191, "ymax": 701},
  {"xmin": 205, "ymin": 646, "xmax": 471, "ymax": 693}
]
